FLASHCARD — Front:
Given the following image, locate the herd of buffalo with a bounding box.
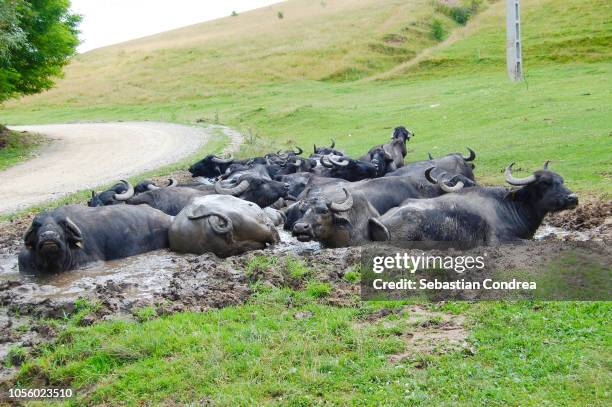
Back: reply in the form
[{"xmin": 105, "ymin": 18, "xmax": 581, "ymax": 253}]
[{"xmin": 18, "ymin": 126, "xmax": 579, "ymax": 274}]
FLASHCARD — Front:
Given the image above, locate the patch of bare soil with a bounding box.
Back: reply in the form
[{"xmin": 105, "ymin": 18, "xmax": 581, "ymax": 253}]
[
  {"xmin": 354, "ymin": 304, "xmax": 470, "ymax": 365},
  {"xmin": 393, "ymin": 307, "xmax": 469, "ymax": 365},
  {"xmin": 546, "ymin": 199, "xmax": 612, "ymax": 233}
]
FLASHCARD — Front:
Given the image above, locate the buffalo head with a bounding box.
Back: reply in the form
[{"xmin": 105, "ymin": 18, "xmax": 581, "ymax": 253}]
[
  {"xmin": 188, "ymin": 154, "xmax": 234, "ymax": 177},
  {"xmin": 292, "ymin": 188, "xmax": 355, "ymax": 243},
  {"xmin": 20, "ymin": 213, "xmax": 84, "ymax": 273},
  {"xmin": 505, "ymin": 162, "xmax": 578, "ymax": 212}
]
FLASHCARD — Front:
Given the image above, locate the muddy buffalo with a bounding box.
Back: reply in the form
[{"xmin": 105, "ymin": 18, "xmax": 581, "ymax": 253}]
[
  {"xmin": 19, "ymin": 205, "xmax": 172, "ymax": 274},
  {"xmin": 291, "ymin": 188, "xmax": 388, "ymax": 247},
  {"xmin": 169, "ymin": 195, "xmax": 279, "ymax": 257}
]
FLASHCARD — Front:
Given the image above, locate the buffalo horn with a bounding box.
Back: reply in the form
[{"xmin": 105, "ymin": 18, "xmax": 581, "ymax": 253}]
[
  {"xmin": 147, "ymin": 183, "xmax": 161, "ymax": 190},
  {"xmin": 329, "ymin": 188, "xmax": 353, "ymax": 212},
  {"xmin": 439, "ymin": 179, "xmax": 464, "ymax": 193},
  {"xmin": 320, "ymin": 155, "xmax": 334, "ymax": 168},
  {"xmin": 293, "ymin": 146, "xmax": 303, "ymax": 155},
  {"xmin": 424, "ymin": 167, "xmax": 438, "ymax": 184},
  {"xmin": 543, "ymin": 160, "xmax": 551, "ymax": 170},
  {"xmin": 167, "ymin": 178, "xmax": 178, "ymax": 187},
  {"xmin": 462, "ymin": 147, "xmax": 476, "ymax": 162},
  {"xmin": 504, "ymin": 163, "xmax": 536, "ymax": 186},
  {"xmin": 428, "ymin": 152, "xmax": 434, "ymax": 160},
  {"xmin": 330, "ymin": 139, "xmax": 336, "ymax": 149},
  {"xmin": 214, "ymin": 179, "xmax": 250, "ymax": 196},
  {"xmin": 114, "ymin": 180, "xmax": 135, "ymax": 201},
  {"xmin": 329, "ymin": 155, "xmax": 349, "ymax": 167}
]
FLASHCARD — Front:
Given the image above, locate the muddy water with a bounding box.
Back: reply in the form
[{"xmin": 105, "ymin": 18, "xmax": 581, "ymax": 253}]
[{"xmin": 0, "ymin": 228, "xmax": 320, "ymax": 303}]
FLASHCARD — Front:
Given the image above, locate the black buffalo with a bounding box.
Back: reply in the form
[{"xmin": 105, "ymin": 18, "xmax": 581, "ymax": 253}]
[
  {"xmin": 88, "ymin": 180, "xmax": 132, "ymax": 207},
  {"xmin": 374, "ymin": 162, "xmax": 578, "ymax": 246},
  {"xmin": 19, "ymin": 205, "xmax": 172, "ymax": 274},
  {"xmin": 292, "ymin": 188, "xmax": 387, "ymax": 248},
  {"xmin": 385, "ymin": 147, "xmax": 476, "ymax": 183},
  {"xmin": 188, "ymin": 154, "xmax": 235, "ymax": 178}
]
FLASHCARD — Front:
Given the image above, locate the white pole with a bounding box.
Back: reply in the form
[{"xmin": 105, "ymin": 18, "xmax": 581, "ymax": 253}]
[{"xmin": 506, "ymin": 0, "xmax": 523, "ymax": 81}]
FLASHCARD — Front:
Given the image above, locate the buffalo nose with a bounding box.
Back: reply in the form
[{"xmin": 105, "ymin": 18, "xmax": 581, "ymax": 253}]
[
  {"xmin": 293, "ymin": 223, "xmax": 311, "ymax": 234},
  {"xmin": 284, "ymin": 183, "xmax": 290, "ymax": 189},
  {"xmin": 568, "ymin": 194, "xmax": 578, "ymax": 205},
  {"xmin": 40, "ymin": 231, "xmax": 60, "ymax": 240}
]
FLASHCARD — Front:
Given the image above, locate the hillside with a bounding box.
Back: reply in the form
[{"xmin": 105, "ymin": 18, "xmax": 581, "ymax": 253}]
[{"xmin": 1, "ymin": 0, "xmax": 611, "ymax": 194}]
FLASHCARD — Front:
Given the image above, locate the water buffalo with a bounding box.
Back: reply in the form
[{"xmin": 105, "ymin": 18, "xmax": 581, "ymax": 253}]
[
  {"xmin": 391, "ymin": 126, "xmax": 414, "ymax": 143},
  {"xmin": 291, "ymin": 188, "xmax": 388, "ymax": 248},
  {"xmin": 319, "ymin": 155, "xmax": 379, "ymax": 181},
  {"xmin": 361, "ymin": 126, "xmax": 413, "ymax": 176},
  {"xmin": 385, "ymin": 148, "xmax": 476, "ymax": 182},
  {"xmin": 88, "ymin": 180, "xmax": 132, "ymax": 207},
  {"xmin": 18, "ymin": 205, "xmax": 172, "ymax": 274},
  {"xmin": 212, "ymin": 175, "xmax": 291, "ymax": 207},
  {"xmin": 134, "ymin": 178, "xmax": 177, "ymax": 194},
  {"xmin": 188, "ymin": 154, "xmax": 234, "ymax": 178},
  {"xmin": 373, "ymin": 162, "xmax": 578, "ymax": 246},
  {"xmin": 169, "ymin": 195, "xmax": 280, "ymax": 257}
]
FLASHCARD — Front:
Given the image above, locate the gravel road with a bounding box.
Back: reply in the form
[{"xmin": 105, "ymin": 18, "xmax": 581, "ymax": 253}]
[{"xmin": 0, "ymin": 122, "xmax": 242, "ymax": 214}]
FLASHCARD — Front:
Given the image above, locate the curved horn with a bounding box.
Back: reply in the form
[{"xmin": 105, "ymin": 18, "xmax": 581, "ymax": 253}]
[
  {"xmin": 543, "ymin": 160, "xmax": 551, "ymax": 170},
  {"xmin": 214, "ymin": 179, "xmax": 250, "ymax": 196},
  {"xmin": 64, "ymin": 217, "xmax": 84, "ymax": 242},
  {"xmin": 329, "ymin": 188, "xmax": 354, "ymax": 212},
  {"xmin": 439, "ymin": 180, "xmax": 465, "ymax": 193},
  {"xmin": 211, "ymin": 154, "xmax": 234, "ymax": 164},
  {"xmin": 320, "ymin": 155, "xmax": 334, "ymax": 168},
  {"xmin": 313, "ymin": 144, "xmax": 317, "ymax": 153},
  {"xmin": 91, "ymin": 191, "xmax": 96, "ymax": 199},
  {"xmin": 114, "ymin": 180, "xmax": 135, "ymax": 201},
  {"xmin": 147, "ymin": 183, "xmax": 161, "ymax": 191},
  {"xmin": 424, "ymin": 167, "xmax": 438, "ymax": 184},
  {"xmin": 329, "ymin": 155, "xmax": 349, "ymax": 167},
  {"xmin": 167, "ymin": 178, "xmax": 178, "ymax": 187},
  {"xmin": 293, "ymin": 146, "xmax": 303, "ymax": 155},
  {"xmin": 428, "ymin": 152, "xmax": 434, "ymax": 160},
  {"xmin": 330, "ymin": 139, "xmax": 336, "ymax": 149},
  {"xmin": 505, "ymin": 163, "xmax": 537, "ymax": 186},
  {"xmin": 462, "ymin": 147, "xmax": 476, "ymax": 162}
]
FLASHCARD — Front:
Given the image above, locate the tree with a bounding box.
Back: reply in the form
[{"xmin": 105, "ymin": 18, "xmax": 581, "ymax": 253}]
[{"xmin": 0, "ymin": 0, "xmax": 80, "ymax": 103}]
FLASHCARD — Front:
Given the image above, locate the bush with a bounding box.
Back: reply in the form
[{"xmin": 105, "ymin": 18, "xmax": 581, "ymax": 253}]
[
  {"xmin": 277, "ymin": 11, "xmax": 284, "ymax": 20},
  {"xmin": 431, "ymin": 18, "xmax": 446, "ymax": 41},
  {"xmin": 449, "ymin": 6, "xmax": 471, "ymax": 25}
]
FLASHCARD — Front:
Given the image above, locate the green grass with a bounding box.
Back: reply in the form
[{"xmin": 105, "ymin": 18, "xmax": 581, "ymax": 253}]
[
  {"xmin": 0, "ymin": 128, "xmax": 46, "ymax": 171},
  {"xmin": 11, "ymin": 289, "xmax": 610, "ymax": 405}
]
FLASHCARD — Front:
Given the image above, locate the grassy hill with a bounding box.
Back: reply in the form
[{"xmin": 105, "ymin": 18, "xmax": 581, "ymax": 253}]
[{"xmin": 2, "ymin": 0, "xmax": 610, "ymax": 195}]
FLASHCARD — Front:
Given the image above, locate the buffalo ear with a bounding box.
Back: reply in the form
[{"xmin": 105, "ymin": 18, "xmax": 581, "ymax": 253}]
[
  {"xmin": 63, "ymin": 217, "xmax": 84, "ymax": 247},
  {"xmin": 333, "ymin": 213, "xmax": 353, "ymax": 232},
  {"xmin": 368, "ymin": 218, "xmax": 390, "ymax": 241},
  {"xmin": 23, "ymin": 224, "xmax": 36, "ymax": 249}
]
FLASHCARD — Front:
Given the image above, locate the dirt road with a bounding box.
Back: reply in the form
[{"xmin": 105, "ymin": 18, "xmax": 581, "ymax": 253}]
[{"xmin": 0, "ymin": 122, "xmax": 242, "ymax": 214}]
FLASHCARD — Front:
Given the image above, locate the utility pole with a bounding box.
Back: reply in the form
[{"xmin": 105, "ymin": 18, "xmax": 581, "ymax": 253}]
[{"xmin": 506, "ymin": 0, "xmax": 523, "ymax": 81}]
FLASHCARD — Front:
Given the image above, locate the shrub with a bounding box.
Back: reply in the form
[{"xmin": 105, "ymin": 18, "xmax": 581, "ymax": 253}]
[
  {"xmin": 431, "ymin": 18, "xmax": 446, "ymax": 41},
  {"xmin": 277, "ymin": 11, "xmax": 284, "ymax": 20}
]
